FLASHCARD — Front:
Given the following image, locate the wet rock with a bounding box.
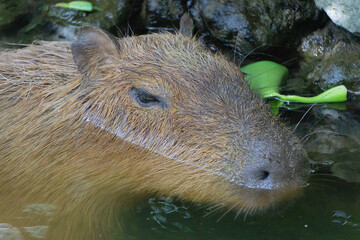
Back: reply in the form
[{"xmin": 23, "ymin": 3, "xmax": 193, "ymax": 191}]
[
  {"xmin": 48, "ymin": 0, "xmax": 142, "ymax": 31},
  {"xmin": 315, "ymin": 0, "xmax": 360, "ymax": 34},
  {"xmin": 190, "ymin": 0, "xmax": 325, "ymax": 54},
  {"xmin": 296, "ymin": 23, "xmax": 360, "ymax": 93},
  {"xmin": 140, "ymin": 0, "xmax": 187, "ymax": 31},
  {"xmin": 0, "ymin": 1, "xmax": 29, "ymax": 30},
  {"xmin": 305, "ymin": 108, "xmax": 360, "ymax": 155},
  {"xmin": 0, "ymin": 0, "xmax": 142, "ymax": 43},
  {"xmin": 0, "ymin": 0, "xmax": 31, "ymax": 43}
]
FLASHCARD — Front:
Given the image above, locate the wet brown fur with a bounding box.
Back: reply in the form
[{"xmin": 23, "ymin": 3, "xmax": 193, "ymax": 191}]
[{"xmin": 0, "ymin": 28, "xmax": 307, "ymax": 239}]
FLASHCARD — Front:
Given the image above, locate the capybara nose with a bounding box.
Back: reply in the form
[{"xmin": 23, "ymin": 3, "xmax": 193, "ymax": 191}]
[{"xmin": 254, "ymin": 169, "xmax": 270, "ymax": 181}]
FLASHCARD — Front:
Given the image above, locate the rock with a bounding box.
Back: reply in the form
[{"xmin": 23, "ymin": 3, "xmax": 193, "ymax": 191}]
[
  {"xmin": 315, "ymin": 0, "xmax": 360, "ymax": 34},
  {"xmin": 0, "ymin": 0, "xmax": 142, "ymax": 43},
  {"xmin": 305, "ymin": 107, "xmax": 360, "ymax": 156},
  {"xmin": 48, "ymin": 0, "xmax": 142, "ymax": 31},
  {"xmin": 191, "ymin": 0, "xmax": 325, "ymax": 54},
  {"xmin": 295, "ymin": 23, "xmax": 360, "ymax": 94},
  {"xmin": 140, "ymin": 0, "xmax": 187, "ymax": 31},
  {"xmin": 0, "ymin": 0, "xmax": 31, "ymax": 43},
  {"xmin": 0, "ymin": 1, "xmax": 29, "ymax": 30}
]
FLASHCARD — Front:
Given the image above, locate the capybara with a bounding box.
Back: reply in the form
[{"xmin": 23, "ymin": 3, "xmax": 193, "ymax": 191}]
[{"xmin": 0, "ymin": 15, "xmax": 308, "ymax": 239}]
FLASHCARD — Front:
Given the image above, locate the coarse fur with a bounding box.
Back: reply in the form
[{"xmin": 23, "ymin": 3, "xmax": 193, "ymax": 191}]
[{"xmin": 0, "ymin": 24, "xmax": 308, "ymax": 239}]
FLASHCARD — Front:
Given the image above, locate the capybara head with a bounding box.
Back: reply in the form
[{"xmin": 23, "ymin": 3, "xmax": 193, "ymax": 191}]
[{"xmin": 66, "ymin": 18, "xmax": 309, "ymax": 212}]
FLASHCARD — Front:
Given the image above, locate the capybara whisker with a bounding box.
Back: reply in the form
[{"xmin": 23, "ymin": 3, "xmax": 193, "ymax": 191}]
[{"xmin": 216, "ymin": 204, "xmax": 236, "ymax": 223}]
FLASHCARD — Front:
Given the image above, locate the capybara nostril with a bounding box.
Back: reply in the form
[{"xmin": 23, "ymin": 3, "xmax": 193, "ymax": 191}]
[
  {"xmin": 258, "ymin": 170, "xmax": 270, "ymax": 180},
  {"xmin": 249, "ymin": 168, "xmax": 271, "ymax": 182}
]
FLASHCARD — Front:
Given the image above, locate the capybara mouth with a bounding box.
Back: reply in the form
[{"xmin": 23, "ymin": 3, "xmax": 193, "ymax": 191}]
[
  {"xmin": 203, "ymin": 182, "xmax": 307, "ymax": 216},
  {"xmin": 235, "ymin": 182, "xmax": 306, "ymax": 210}
]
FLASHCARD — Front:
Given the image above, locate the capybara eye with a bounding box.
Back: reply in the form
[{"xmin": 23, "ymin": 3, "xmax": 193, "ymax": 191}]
[
  {"xmin": 138, "ymin": 91, "xmax": 159, "ymax": 104},
  {"xmin": 130, "ymin": 87, "xmax": 163, "ymax": 108}
]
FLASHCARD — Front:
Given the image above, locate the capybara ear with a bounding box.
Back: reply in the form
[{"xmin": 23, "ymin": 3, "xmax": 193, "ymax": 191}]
[
  {"xmin": 71, "ymin": 26, "xmax": 121, "ymax": 74},
  {"xmin": 179, "ymin": 13, "xmax": 193, "ymax": 38}
]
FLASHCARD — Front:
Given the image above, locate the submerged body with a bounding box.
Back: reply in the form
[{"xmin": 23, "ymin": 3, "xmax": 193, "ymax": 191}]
[{"xmin": 0, "ymin": 25, "xmax": 308, "ymax": 239}]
